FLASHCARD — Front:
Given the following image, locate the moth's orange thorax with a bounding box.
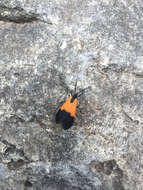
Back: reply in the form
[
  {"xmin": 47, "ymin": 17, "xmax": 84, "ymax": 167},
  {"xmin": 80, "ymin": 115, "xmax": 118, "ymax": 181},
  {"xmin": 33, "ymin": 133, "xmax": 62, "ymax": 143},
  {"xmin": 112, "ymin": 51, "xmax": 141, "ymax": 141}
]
[{"xmin": 60, "ymin": 96, "xmax": 77, "ymax": 117}]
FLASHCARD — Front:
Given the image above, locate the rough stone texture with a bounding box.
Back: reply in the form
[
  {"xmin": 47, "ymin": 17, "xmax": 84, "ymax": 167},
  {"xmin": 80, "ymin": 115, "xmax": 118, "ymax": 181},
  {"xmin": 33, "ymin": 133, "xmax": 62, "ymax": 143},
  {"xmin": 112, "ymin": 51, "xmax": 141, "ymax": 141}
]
[{"xmin": 0, "ymin": 0, "xmax": 143, "ymax": 190}]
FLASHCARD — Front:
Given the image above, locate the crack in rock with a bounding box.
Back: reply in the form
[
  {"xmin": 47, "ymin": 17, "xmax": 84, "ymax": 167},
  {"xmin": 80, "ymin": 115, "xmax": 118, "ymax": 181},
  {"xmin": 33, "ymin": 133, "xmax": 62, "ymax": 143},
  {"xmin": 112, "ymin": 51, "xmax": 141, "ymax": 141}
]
[{"xmin": 0, "ymin": 6, "xmax": 52, "ymax": 24}]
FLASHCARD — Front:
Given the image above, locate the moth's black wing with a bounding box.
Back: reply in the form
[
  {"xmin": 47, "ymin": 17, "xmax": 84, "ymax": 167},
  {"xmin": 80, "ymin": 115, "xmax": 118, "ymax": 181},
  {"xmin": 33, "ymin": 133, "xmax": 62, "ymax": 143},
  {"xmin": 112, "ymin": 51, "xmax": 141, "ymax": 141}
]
[
  {"xmin": 55, "ymin": 109, "xmax": 74, "ymax": 130},
  {"xmin": 61, "ymin": 111, "xmax": 74, "ymax": 130}
]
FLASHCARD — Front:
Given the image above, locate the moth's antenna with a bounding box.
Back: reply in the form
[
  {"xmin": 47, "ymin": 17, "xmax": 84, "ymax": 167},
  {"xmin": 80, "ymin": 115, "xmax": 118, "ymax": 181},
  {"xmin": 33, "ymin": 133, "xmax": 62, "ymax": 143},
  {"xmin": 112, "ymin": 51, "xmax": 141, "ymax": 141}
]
[
  {"xmin": 74, "ymin": 78, "xmax": 78, "ymax": 93},
  {"xmin": 76, "ymin": 86, "xmax": 91, "ymax": 97},
  {"xmin": 71, "ymin": 86, "xmax": 91, "ymax": 102}
]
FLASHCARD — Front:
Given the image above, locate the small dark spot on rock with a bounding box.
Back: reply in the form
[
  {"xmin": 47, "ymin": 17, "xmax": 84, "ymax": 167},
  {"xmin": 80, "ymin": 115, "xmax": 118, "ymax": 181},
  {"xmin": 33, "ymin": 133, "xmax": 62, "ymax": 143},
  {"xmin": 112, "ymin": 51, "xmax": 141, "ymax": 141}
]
[
  {"xmin": 114, "ymin": 167, "xmax": 124, "ymax": 178},
  {"xmin": 4, "ymin": 145, "xmax": 16, "ymax": 155},
  {"xmin": 24, "ymin": 180, "xmax": 33, "ymax": 187},
  {"xmin": 7, "ymin": 159, "xmax": 25, "ymax": 170},
  {"xmin": 103, "ymin": 160, "xmax": 115, "ymax": 175},
  {"xmin": 134, "ymin": 120, "xmax": 139, "ymax": 124},
  {"xmin": 94, "ymin": 162, "xmax": 104, "ymax": 173},
  {"xmin": 16, "ymin": 148, "xmax": 25, "ymax": 157},
  {"xmin": 14, "ymin": 72, "xmax": 20, "ymax": 77},
  {"xmin": 90, "ymin": 159, "xmax": 123, "ymax": 177}
]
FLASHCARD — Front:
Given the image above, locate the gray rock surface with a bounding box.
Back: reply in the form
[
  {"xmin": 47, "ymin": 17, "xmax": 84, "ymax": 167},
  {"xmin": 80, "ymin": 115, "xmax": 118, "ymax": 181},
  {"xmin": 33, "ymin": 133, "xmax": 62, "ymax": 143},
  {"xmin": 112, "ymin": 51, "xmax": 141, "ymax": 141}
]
[{"xmin": 0, "ymin": 0, "xmax": 143, "ymax": 189}]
